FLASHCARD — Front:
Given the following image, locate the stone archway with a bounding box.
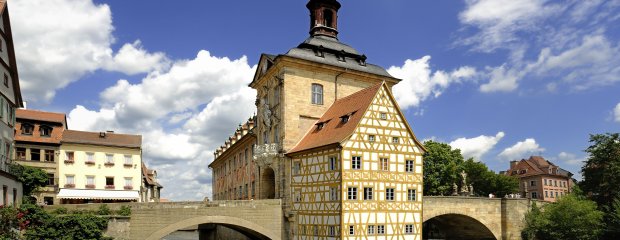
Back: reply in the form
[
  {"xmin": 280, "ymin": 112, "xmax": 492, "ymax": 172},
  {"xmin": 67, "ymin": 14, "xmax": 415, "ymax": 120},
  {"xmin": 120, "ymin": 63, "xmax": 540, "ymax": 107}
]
[
  {"xmin": 145, "ymin": 215, "xmax": 279, "ymax": 240},
  {"xmin": 260, "ymin": 167, "xmax": 276, "ymax": 199},
  {"xmin": 423, "ymin": 214, "xmax": 497, "ymax": 240}
]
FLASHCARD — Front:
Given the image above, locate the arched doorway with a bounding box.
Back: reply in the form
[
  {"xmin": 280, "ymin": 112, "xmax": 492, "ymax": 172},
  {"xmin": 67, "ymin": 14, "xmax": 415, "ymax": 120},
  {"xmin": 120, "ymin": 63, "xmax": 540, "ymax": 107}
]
[
  {"xmin": 423, "ymin": 214, "xmax": 496, "ymax": 240},
  {"xmin": 260, "ymin": 167, "xmax": 275, "ymax": 199}
]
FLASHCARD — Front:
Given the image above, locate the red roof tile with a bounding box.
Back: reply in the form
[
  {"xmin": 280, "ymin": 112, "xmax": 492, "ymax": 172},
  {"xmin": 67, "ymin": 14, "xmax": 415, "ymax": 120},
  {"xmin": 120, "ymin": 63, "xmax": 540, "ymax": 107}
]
[
  {"xmin": 15, "ymin": 109, "xmax": 67, "ymax": 144},
  {"xmin": 62, "ymin": 130, "xmax": 142, "ymax": 148},
  {"xmin": 288, "ymin": 82, "xmax": 382, "ymax": 154},
  {"xmin": 17, "ymin": 109, "xmax": 67, "ymax": 125}
]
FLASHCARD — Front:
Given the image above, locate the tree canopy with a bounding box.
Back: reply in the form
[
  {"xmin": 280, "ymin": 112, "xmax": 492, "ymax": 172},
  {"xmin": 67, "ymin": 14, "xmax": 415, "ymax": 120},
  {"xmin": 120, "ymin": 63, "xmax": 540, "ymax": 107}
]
[
  {"xmin": 423, "ymin": 141, "xmax": 518, "ymax": 196},
  {"xmin": 522, "ymin": 194, "xmax": 604, "ymax": 240},
  {"xmin": 9, "ymin": 164, "xmax": 49, "ymax": 197},
  {"xmin": 580, "ymin": 133, "xmax": 620, "ymax": 208},
  {"xmin": 423, "ymin": 141, "xmax": 464, "ymax": 196}
]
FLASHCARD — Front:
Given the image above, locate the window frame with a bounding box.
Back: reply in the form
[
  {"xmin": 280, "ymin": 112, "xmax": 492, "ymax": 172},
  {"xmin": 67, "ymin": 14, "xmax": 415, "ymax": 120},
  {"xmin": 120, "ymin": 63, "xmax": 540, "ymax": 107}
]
[
  {"xmin": 363, "ymin": 187, "xmax": 373, "ymax": 200},
  {"xmin": 351, "ymin": 156, "xmax": 361, "ymax": 170},
  {"xmin": 386, "ymin": 188, "xmax": 395, "ymax": 201},
  {"xmin": 408, "ymin": 189, "xmax": 417, "ymax": 201},
  {"xmin": 406, "ymin": 160, "xmax": 415, "ymax": 173},
  {"xmin": 311, "ymin": 83, "xmax": 324, "ymax": 105},
  {"xmin": 380, "ymin": 158, "xmax": 389, "ymax": 171},
  {"xmin": 347, "ymin": 187, "xmax": 357, "ymax": 200}
]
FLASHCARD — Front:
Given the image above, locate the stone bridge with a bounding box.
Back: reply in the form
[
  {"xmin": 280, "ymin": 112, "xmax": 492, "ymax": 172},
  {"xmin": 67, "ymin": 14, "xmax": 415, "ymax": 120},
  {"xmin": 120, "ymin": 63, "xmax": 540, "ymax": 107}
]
[
  {"xmin": 46, "ymin": 197, "xmax": 538, "ymax": 240},
  {"xmin": 47, "ymin": 199, "xmax": 283, "ymax": 240},
  {"xmin": 423, "ymin": 196, "xmax": 538, "ymax": 240}
]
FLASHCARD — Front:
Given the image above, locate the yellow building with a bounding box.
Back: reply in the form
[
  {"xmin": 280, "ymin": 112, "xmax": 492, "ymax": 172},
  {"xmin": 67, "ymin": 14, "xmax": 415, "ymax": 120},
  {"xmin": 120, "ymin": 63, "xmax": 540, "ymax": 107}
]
[
  {"xmin": 57, "ymin": 130, "xmax": 143, "ymax": 204},
  {"xmin": 288, "ymin": 83, "xmax": 424, "ymax": 239},
  {"xmin": 211, "ymin": 0, "xmax": 425, "ymax": 239}
]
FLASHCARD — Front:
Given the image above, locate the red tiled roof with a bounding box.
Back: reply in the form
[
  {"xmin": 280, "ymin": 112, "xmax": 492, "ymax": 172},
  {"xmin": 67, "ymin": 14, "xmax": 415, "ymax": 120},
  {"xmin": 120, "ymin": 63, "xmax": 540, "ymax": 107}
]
[
  {"xmin": 17, "ymin": 109, "xmax": 67, "ymax": 125},
  {"xmin": 62, "ymin": 130, "xmax": 142, "ymax": 148},
  {"xmin": 506, "ymin": 156, "xmax": 571, "ymax": 177},
  {"xmin": 15, "ymin": 109, "xmax": 67, "ymax": 144},
  {"xmin": 288, "ymin": 82, "xmax": 382, "ymax": 154}
]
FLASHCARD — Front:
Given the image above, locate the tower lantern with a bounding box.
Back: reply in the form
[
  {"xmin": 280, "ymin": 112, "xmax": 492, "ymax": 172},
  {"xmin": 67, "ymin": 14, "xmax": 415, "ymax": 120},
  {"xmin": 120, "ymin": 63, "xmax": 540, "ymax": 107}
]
[{"xmin": 306, "ymin": 0, "xmax": 341, "ymax": 38}]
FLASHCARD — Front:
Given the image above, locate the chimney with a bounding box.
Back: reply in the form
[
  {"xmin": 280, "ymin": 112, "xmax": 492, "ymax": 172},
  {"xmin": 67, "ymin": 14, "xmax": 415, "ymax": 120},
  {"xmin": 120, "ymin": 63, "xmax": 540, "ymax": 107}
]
[
  {"xmin": 510, "ymin": 160, "xmax": 518, "ymax": 169},
  {"xmin": 99, "ymin": 132, "xmax": 106, "ymax": 138},
  {"xmin": 22, "ymin": 101, "xmax": 27, "ymax": 109}
]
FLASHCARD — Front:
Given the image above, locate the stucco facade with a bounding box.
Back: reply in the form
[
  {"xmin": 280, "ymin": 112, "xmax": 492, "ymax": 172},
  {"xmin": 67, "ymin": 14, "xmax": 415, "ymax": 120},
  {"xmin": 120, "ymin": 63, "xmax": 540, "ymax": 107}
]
[
  {"xmin": 58, "ymin": 131, "xmax": 143, "ymax": 203},
  {"xmin": 505, "ymin": 156, "xmax": 573, "ymax": 202}
]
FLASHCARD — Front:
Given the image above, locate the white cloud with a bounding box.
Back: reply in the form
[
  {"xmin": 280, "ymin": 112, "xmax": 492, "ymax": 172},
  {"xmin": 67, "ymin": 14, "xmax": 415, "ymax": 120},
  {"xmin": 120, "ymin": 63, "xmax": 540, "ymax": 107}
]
[
  {"xmin": 459, "ymin": 0, "xmax": 561, "ymax": 52},
  {"xmin": 459, "ymin": 0, "xmax": 620, "ymax": 93},
  {"xmin": 498, "ymin": 138, "xmax": 545, "ymax": 160},
  {"xmin": 67, "ymin": 51, "xmax": 257, "ymax": 200},
  {"xmin": 555, "ymin": 152, "xmax": 586, "ymax": 166},
  {"xmin": 450, "ymin": 132, "xmax": 505, "ymax": 160},
  {"xmin": 11, "ymin": 0, "xmax": 169, "ymax": 103},
  {"xmin": 479, "ymin": 65, "xmax": 522, "ymax": 92},
  {"xmin": 11, "ymin": 0, "xmax": 113, "ymax": 102},
  {"xmin": 614, "ymin": 102, "xmax": 620, "ymax": 123},
  {"xmin": 102, "ymin": 40, "xmax": 170, "ymax": 75},
  {"xmin": 389, "ymin": 56, "xmax": 477, "ymax": 109}
]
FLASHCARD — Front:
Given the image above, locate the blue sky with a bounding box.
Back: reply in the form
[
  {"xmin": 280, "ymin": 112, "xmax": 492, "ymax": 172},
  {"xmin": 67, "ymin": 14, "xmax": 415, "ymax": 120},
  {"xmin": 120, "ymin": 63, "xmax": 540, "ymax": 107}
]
[{"xmin": 9, "ymin": 0, "xmax": 620, "ymax": 200}]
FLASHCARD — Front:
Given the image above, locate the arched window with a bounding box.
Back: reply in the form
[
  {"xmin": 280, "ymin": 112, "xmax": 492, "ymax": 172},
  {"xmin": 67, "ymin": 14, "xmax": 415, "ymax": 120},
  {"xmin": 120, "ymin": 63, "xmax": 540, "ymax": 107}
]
[
  {"xmin": 21, "ymin": 123, "xmax": 34, "ymax": 135},
  {"xmin": 311, "ymin": 84, "xmax": 323, "ymax": 105},
  {"xmin": 323, "ymin": 9, "xmax": 334, "ymax": 28}
]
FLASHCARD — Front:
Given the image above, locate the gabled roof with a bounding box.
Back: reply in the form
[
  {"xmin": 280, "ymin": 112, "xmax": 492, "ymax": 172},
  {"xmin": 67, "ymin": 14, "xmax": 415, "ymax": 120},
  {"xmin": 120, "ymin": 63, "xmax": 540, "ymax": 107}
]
[
  {"xmin": 142, "ymin": 162, "xmax": 162, "ymax": 188},
  {"xmin": 16, "ymin": 109, "xmax": 67, "ymax": 126},
  {"xmin": 506, "ymin": 156, "xmax": 572, "ymax": 177},
  {"xmin": 288, "ymin": 83, "xmax": 382, "ymax": 154},
  {"xmin": 0, "ymin": 0, "xmax": 24, "ymax": 108},
  {"xmin": 62, "ymin": 130, "xmax": 142, "ymax": 148}
]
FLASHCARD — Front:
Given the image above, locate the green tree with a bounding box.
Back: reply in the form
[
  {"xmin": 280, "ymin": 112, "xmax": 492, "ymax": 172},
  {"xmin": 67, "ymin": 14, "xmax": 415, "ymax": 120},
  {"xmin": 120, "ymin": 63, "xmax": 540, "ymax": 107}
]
[
  {"xmin": 490, "ymin": 174, "xmax": 519, "ymax": 197},
  {"xmin": 522, "ymin": 194, "xmax": 604, "ymax": 240},
  {"xmin": 605, "ymin": 197, "xmax": 620, "ymax": 239},
  {"xmin": 423, "ymin": 141, "xmax": 464, "ymax": 196},
  {"xmin": 580, "ymin": 133, "xmax": 620, "ymax": 208},
  {"xmin": 9, "ymin": 164, "xmax": 49, "ymax": 197}
]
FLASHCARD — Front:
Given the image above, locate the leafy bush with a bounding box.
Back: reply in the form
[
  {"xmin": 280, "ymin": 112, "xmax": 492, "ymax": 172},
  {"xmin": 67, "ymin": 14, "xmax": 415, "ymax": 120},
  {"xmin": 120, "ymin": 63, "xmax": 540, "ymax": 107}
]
[
  {"xmin": 117, "ymin": 206, "xmax": 131, "ymax": 216},
  {"xmin": 0, "ymin": 205, "xmax": 20, "ymax": 239},
  {"xmin": 522, "ymin": 194, "xmax": 604, "ymax": 240},
  {"xmin": 51, "ymin": 207, "xmax": 68, "ymax": 215},
  {"xmin": 97, "ymin": 205, "xmax": 111, "ymax": 216}
]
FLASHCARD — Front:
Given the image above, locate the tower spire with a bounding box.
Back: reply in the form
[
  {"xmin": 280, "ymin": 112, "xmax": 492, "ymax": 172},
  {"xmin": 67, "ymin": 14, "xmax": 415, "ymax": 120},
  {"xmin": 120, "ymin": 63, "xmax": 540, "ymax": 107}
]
[{"xmin": 306, "ymin": 0, "xmax": 341, "ymax": 38}]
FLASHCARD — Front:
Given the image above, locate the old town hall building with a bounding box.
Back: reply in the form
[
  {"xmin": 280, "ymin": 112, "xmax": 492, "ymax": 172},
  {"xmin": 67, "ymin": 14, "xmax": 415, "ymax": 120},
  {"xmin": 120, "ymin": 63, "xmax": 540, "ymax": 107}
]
[{"xmin": 210, "ymin": 0, "xmax": 425, "ymax": 239}]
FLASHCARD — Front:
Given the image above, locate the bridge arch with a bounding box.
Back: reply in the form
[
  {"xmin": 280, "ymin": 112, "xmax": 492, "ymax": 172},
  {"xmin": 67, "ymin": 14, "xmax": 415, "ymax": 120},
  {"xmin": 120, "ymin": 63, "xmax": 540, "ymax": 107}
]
[
  {"xmin": 145, "ymin": 215, "xmax": 279, "ymax": 240},
  {"xmin": 423, "ymin": 213, "xmax": 499, "ymax": 240}
]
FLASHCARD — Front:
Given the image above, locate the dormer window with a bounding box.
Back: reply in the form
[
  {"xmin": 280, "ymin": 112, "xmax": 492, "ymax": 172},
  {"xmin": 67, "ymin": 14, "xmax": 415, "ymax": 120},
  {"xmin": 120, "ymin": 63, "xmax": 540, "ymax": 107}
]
[
  {"xmin": 316, "ymin": 122, "xmax": 325, "ymax": 130},
  {"xmin": 21, "ymin": 123, "xmax": 34, "ymax": 135},
  {"xmin": 40, "ymin": 125, "xmax": 53, "ymax": 137},
  {"xmin": 340, "ymin": 115, "xmax": 349, "ymax": 124},
  {"xmin": 519, "ymin": 169, "xmax": 527, "ymax": 174}
]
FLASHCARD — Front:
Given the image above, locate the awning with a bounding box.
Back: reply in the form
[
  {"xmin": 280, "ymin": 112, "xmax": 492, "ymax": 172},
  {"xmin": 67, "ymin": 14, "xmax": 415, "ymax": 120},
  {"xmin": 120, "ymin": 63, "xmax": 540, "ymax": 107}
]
[{"xmin": 57, "ymin": 189, "xmax": 139, "ymax": 200}]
